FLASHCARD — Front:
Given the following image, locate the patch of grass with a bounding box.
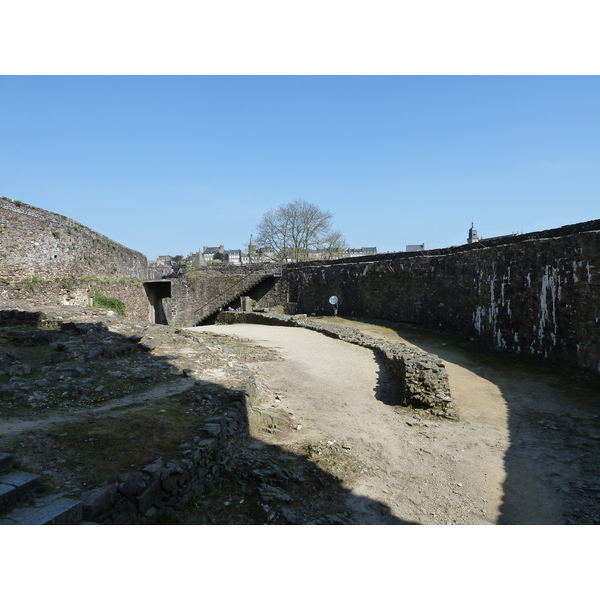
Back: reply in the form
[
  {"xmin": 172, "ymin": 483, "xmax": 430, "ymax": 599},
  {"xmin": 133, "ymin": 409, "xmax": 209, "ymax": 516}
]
[
  {"xmin": 50, "ymin": 403, "xmax": 206, "ymax": 483},
  {"xmin": 52, "ymin": 231, "xmax": 61, "ymax": 239},
  {"xmin": 56, "ymin": 276, "xmax": 77, "ymax": 291},
  {"xmin": 24, "ymin": 276, "xmax": 45, "ymax": 290},
  {"xmin": 92, "ymin": 291, "xmax": 126, "ymax": 315}
]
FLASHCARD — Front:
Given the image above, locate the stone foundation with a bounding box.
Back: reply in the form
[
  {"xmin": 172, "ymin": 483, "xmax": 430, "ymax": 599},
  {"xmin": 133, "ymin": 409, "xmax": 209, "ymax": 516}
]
[{"xmin": 216, "ymin": 312, "xmax": 455, "ymax": 419}]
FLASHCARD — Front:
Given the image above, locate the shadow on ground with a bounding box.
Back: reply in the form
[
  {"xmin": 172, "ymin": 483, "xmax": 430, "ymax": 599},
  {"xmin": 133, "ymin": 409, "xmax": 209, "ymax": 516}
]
[
  {"xmin": 0, "ymin": 306, "xmax": 415, "ymax": 525},
  {"xmin": 341, "ymin": 316, "xmax": 600, "ymax": 525}
]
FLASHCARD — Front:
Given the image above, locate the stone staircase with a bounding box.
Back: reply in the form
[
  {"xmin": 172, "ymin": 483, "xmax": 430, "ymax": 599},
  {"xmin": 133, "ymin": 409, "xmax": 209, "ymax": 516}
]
[
  {"xmin": 0, "ymin": 452, "xmax": 84, "ymax": 525},
  {"xmin": 195, "ymin": 267, "xmax": 282, "ymax": 323}
]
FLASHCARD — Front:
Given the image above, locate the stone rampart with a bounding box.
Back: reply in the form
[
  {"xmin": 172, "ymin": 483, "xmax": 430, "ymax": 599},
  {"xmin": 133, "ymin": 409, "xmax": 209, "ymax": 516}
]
[
  {"xmin": 0, "ymin": 197, "xmax": 150, "ymax": 321},
  {"xmin": 0, "ymin": 197, "xmax": 147, "ymax": 280},
  {"xmin": 284, "ymin": 219, "xmax": 600, "ymax": 375}
]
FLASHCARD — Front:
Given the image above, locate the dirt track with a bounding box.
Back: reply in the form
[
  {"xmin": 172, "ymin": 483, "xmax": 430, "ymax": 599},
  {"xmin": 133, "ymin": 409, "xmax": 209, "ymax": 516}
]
[{"xmin": 195, "ymin": 319, "xmax": 600, "ymax": 525}]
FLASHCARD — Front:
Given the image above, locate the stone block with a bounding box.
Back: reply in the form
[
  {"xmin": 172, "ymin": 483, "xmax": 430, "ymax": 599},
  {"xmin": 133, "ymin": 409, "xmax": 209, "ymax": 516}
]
[
  {"xmin": 161, "ymin": 476, "xmax": 179, "ymax": 493},
  {"xmin": 21, "ymin": 498, "xmax": 82, "ymax": 525},
  {"xmin": 0, "ymin": 483, "xmax": 19, "ymax": 513},
  {"xmin": 0, "ymin": 452, "xmax": 14, "ymax": 474},
  {"xmin": 80, "ymin": 484, "xmax": 118, "ymax": 522},
  {"xmin": 142, "ymin": 458, "xmax": 164, "ymax": 478},
  {"xmin": 118, "ymin": 471, "xmax": 147, "ymax": 498},
  {"xmin": 0, "ymin": 470, "xmax": 39, "ymax": 512},
  {"xmin": 136, "ymin": 478, "xmax": 161, "ymax": 514}
]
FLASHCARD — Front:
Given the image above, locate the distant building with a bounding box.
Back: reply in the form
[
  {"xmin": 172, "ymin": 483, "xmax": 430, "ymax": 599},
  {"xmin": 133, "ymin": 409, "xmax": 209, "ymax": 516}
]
[
  {"xmin": 148, "ymin": 255, "xmax": 174, "ymax": 277},
  {"xmin": 468, "ymin": 222, "xmax": 479, "ymax": 244},
  {"xmin": 224, "ymin": 249, "xmax": 242, "ymax": 265},
  {"xmin": 203, "ymin": 245, "xmax": 225, "ymax": 263},
  {"xmin": 406, "ymin": 244, "xmax": 425, "ymax": 252},
  {"xmin": 194, "ymin": 242, "xmax": 378, "ymax": 265}
]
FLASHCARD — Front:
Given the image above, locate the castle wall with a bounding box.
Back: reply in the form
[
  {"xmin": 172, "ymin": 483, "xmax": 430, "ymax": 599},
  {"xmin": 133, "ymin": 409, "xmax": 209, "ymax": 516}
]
[
  {"xmin": 0, "ymin": 197, "xmax": 150, "ymax": 321},
  {"xmin": 0, "ymin": 197, "xmax": 147, "ymax": 280},
  {"xmin": 284, "ymin": 220, "xmax": 600, "ymax": 374}
]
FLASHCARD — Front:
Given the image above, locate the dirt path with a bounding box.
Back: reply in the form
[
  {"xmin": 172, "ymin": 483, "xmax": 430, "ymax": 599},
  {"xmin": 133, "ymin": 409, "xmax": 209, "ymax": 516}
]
[
  {"xmin": 0, "ymin": 379, "xmax": 197, "ymax": 437},
  {"xmin": 195, "ymin": 320, "xmax": 600, "ymax": 525}
]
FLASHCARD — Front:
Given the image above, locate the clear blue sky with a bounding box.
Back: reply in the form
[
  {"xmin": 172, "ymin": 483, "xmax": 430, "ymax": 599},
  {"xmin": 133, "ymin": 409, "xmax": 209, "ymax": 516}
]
[{"xmin": 2, "ymin": 75, "xmax": 599, "ymax": 259}]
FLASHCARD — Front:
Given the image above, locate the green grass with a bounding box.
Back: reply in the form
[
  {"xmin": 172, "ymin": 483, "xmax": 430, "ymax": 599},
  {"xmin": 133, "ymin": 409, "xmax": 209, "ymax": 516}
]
[
  {"xmin": 49, "ymin": 397, "xmax": 208, "ymax": 483},
  {"xmin": 92, "ymin": 291, "xmax": 126, "ymax": 315}
]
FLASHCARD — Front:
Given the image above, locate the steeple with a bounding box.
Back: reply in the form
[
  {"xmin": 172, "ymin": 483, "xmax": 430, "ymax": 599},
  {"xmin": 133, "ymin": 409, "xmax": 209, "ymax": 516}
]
[
  {"xmin": 248, "ymin": 234, "xmax": 256, "ymax": 255},
  {"xmin": 468, "ymin": 221, "xmax": 479, "ymax": 244}
]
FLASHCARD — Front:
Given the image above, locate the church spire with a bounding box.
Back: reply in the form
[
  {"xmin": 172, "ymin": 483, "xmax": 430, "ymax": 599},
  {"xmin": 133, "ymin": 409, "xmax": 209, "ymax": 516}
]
[{"xmin": 468, "ymin": 221, "xmax": 479, "ymax": 244}]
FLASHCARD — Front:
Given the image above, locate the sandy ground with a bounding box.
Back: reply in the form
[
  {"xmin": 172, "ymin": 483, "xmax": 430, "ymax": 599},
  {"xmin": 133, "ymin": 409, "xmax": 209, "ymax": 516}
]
[{"xmin": 194, "ymin": 319, "xmax": 600, "ymax": 525}]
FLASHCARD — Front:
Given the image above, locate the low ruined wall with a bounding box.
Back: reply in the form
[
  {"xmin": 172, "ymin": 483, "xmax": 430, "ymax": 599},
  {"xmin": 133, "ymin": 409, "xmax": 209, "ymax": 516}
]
[
  {"xmin": 79, "ymin": 389, "xmax": 251, "ymax": 524},
  {"xmin": 216, "ymin": 312, "xmax": 455, "ymax": 418},
  {"xmin": 284, "ymin": 220, "xmax": 600, "ymax": 375},
  {"xmin": 0, "ymin": 197, "xmax": 147, "ymax": 280}
]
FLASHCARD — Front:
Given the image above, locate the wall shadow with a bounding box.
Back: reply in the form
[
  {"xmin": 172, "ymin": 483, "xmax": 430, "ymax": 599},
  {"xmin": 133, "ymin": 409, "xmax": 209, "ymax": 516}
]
[
  {"xmin": 348, "ymin": 317, "xmax": 600, "ymax": 525},
  {"xmin": 0, "ymin": 306, "xmax": 415, "ymax": 525},
  {"xmin": 372, "ymin": 352, "xmax": 404, "ymax": 407}
]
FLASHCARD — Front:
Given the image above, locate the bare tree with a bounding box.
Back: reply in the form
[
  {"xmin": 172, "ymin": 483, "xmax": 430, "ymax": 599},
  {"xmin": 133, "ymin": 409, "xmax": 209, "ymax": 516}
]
[{"xmin": 255, "ymin": 200, "xmax": 347, "ymax": 262}]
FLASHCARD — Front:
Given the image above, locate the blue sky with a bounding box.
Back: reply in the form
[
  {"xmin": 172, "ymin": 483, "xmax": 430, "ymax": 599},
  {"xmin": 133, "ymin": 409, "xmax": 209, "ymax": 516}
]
[{"xmin": 1, "ymin": 75, "xmax": 599, "ymax": 259}]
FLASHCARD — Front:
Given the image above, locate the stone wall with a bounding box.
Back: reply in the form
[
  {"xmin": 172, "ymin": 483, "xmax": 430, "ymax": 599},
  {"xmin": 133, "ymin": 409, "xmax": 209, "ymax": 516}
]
[
  {"xmin": 155, "ymin": 266, "xmax": 286, "ymax": 327},
  {"xmin": 0, "ymin": 197, "xmax": 147, "ymax": 280},
  {"xmin": 0, "ymin": 277, "xmax": 152, "ymax": 322},
  {"xmin": 0, "ymin": 197, "xmax": 151, "ymax": 321},
  {"xmin": 79, "ymin": 390, "xmax": 250, "ymax": 524},
  {"xmin": 216, "ymin": 312, "xmax": 455, "ymax": 418},
  {"xmin": 284, "ymin": 219, "xmax": 600, "ymax": 375}
]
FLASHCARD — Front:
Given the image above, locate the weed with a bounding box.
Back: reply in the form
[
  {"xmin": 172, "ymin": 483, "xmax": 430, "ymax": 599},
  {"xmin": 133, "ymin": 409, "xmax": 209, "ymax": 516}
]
[
  {"xmin": 25, "ymin": 276, "xmax": 45, "ymax": 290},
  {"xmin": 56, "ymin": 276, "xmax": 76, "ymax": 291},
  {"xmin": 92, "ymin": 290, "xmax": 126, "ymax": 315},
  {"xmin": 52, "ymin": 231, "xmax": 61, "ymax": 239}
]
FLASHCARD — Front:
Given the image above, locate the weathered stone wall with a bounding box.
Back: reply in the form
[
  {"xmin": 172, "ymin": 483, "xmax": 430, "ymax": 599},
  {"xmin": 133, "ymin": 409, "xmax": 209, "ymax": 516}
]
[
  {"xmin": 216, "ymin": 312, "xmax": 455, "ymax": 418},
  {"xmin": 0, "ymin": 278, "xmax": 152, "ymax": 322},
  {"xmin": 158, "ymin": 266, "xmax": 286, "ymax": 327},
  {"xmin": 0, "ymin": 197, "xmax": 147, "ymax": 280},
  {"xmin": 0, "ymin": 197, "xmax": 151, "ymax": 321},
  {"xmin": 79, "ymin": 390, "xmax": 250, "ymax": 524},
  {"xmin": 284, "ymin": 220, "xmax": 600, "ymax": 375}
]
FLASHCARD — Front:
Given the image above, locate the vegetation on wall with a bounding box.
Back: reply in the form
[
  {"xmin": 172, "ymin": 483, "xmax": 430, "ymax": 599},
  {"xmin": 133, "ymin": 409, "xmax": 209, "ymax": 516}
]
[{"xmin": 92, "ymin": 290, "xmax": 126, "ymax": 315}]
